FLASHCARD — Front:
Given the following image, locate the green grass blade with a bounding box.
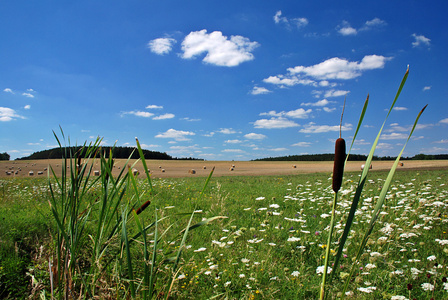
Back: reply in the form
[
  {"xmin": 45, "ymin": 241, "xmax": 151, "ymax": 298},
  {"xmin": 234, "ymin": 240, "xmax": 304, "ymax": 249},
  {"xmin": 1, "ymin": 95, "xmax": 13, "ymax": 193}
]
[
  {"xmin": 148, "ymin": 209, "xmax": 159, "ymax": 299},
  {"xmin": 121, "ymin": 209, "xmax": 136, "ymax": 298},
  {"xmin": 136, "ymin": 138, "xmax": 154, "ymax": 194},
  {"xmin": 200, "ymin": 166, "xmax": 215, "ymax": 196}
]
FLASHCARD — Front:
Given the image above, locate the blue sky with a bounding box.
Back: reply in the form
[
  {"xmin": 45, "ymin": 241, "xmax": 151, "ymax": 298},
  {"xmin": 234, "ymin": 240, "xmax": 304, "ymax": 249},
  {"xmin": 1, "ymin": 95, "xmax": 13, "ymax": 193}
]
[{"xmin": 1, "ymin": 1, "xmax": 447, "ymax": 160}]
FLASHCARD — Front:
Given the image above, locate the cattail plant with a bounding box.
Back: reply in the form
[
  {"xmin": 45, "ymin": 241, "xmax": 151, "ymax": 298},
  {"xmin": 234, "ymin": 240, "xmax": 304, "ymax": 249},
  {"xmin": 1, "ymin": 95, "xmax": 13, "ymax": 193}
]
[{"xmin": 319, "ymin": 99, "xmax": 346, "ymax": 300}]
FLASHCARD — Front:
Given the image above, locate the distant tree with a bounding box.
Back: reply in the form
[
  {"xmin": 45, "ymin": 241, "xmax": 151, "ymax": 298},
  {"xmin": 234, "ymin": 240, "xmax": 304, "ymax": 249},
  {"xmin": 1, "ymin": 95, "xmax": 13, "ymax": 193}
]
[{"xmin": 0, "ymin": 152, "xmax": 10, "ymax": 161}]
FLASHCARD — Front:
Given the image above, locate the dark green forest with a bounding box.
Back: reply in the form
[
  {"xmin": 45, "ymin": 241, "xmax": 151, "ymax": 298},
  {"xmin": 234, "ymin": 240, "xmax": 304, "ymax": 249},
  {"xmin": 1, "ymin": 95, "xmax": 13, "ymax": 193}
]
[{"xmin": 252, "ymin": 153, "xmax": 448, "ymax": 162}]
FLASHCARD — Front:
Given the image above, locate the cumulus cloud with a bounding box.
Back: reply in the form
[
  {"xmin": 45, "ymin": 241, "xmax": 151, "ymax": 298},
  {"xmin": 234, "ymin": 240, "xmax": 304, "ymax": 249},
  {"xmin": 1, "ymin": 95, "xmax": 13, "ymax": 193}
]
[
  {"xmin": 360, "ymin": 18, "xmax": 387, "ymax": 31},
  {"xmin": 412, "ymin": 34, "xmax": 431, "ymax": 48},
  {"xmin": 22, "ymin": 92, "xmax": 34, "ymax": 98},
  {"xmin": 260, "ymin": 108, "xmax": 312, "ymax": 119},
  {"xmin": 148, "ymin": 37, "xmax": 177, "ymax": 55},
  {"xmin": 3, "ymin": 88, "xmax": 14, "ymax": 94},
  {"xmin": 225, "ymin": 139, "xmax": 242, "ymax": 144},
  {"xmin": 0, "ymin": 107, "xmax": 25, "ymax": 122},
  {"xmin": 434, "ymin": 139, "xmax": 448, "ymax": 144},
  {"xmin": 263, "ymin": 75, "xmax": 315, "ymax": 87},
  {"xmin": 324, "ymin": 89, "xmax": 349, "ymax": 98},
  {"xmin": 423, "ymin": 86, "xmax": 431, "ymax": 91},
  {"xmin": 155, "ymin": 129, "xmax": 195, "ymax": 141},
  {"xmin": 393, "ymin": 107, "xmax": 408, "ymax": 111},
  {"xmin": 122, "ymin": 111, "xmax": 154, "ymax": 118},
  {"xmin": 299, "ymin": 122, "xmax": 352, "ymax": 133},
  {"xmin": 244, "ymin": 133, "xmax": 267, "ymax": 140},
  {"xmin": 181, "ymin": 30, "xmax": 259, "ymax": 67},
  {"xmin": 274, "ymin": 11, "xmax": 308, "ymax": 29},
  {"xmin": 292, "ymin": 141, "xmax": 312, "ymax": 147},
  {"xmin": 439, "ymin": 118, "xmax": 448, "ymax": 124},
  {"xmin": 24, "ymin": 105, "xmax": 31, "ymax": 109},
  {"xmin": 146, "ymin": 104, "xmax": 163, "ymax": 109},
  {"xmin": 254, "ymin": 117, "xmax": 300, "ymax": 129},
  {"xmin": 218, "ymin": 128, "xmax": 238, "ymax": 134},
  {"xmin": 287, "ymin": 55, "xmax": 390, "ymax": 80},
  {"xmin": 153, "ymin": 113, "xmax": 175, "ymax": 120},
  {"xmin": 380, "ymin": 132, "xmax": 408, "ymax": 140},
  {"xmin": 301, "ymin": 99, "xmax": 331, "ymax": 107},
  {"xmin": 251, "ymin": 86, "xmax": 271, "ymax": 95},
  {"xmin": 323, "ymin": 107, "xmax": 336, "ymax": 112},
  {"xmin": 338, "ymin": 21, "xmax": 357, "ymax": 36},
  {"xmin": 222, "ymin": 149, "xmax": 244, "ymax": 153}
]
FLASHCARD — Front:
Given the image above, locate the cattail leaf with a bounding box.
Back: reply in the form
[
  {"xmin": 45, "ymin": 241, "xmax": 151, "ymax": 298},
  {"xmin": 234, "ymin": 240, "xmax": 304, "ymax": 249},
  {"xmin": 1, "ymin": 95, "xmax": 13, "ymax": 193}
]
[
  {"xmin": 180, "ymin": 216, "xmax": 228, "ymax": 233},
  {"xmin": 332, "ymin": 67, "xmax": 410, "ymax": 281},
  {"xmin": 346, "ymin": 94, "xmax": 369, "ymax": 162}
]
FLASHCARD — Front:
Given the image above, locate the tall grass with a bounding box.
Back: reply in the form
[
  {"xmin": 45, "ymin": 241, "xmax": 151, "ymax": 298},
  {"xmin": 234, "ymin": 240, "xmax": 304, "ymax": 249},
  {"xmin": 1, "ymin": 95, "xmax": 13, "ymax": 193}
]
[{"xmin": 47, "ymin": 131, "xmax": 222, "ymax": 299}]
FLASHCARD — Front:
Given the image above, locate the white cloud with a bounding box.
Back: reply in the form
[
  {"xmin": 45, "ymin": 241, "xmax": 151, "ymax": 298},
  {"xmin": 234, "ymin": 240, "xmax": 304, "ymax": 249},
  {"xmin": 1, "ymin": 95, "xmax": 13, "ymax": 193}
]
[
  {"xmin": 153, "ymin": 113, "xmax": 175, "ymax": 120},
  {"xmin": 301, "ymin": 99, "xmax": 331, "ymax": 107},
  {"xmin": 181, "ymin": 117, "xmax": 201, "ymax": 122},
  {"xmin": 324, "ymin": 89, "xmax": 349, "ymax": 98},
  {"xmin": 225, "ymin": 139, "xmax": 242, "ymax": 144},
  {"xmin": 263, "ymin": 75, "xmax": 315, "ymax": 87},
  {"xmin": 376, "ymin": 142, "xmax": 393, "ymax": 150},
  {"xmin": 122, "ymin": 111, "xmax": 154, "ymax": 118},
  {"xmin": 338, "ymin": 21, "xmax": 357, "ymax": 36},
  {"xmin": 393, "ymin": 107, "xmax": 408, "ymax": 111},
  {"xmin": 439, "ymin": 118, "xmax": 448, "ymax": 124},
  {"xmin": 148, "ymin": 37, "xmax": 177, "ymax": 55},
  {"xmin": 292, "ymin": 141, "xmax": 312, "ymax": 147},
  {"xmin": 412, "ymin": 34, "xmax": 431, "ymax": 48},
  {"xmin": 287, "ymin": 55, "xmax": 390, "ymax": 80},
  {"xmin": 251, "ymin": 86, "xmax": 271, "ymax": 95},
  {"xmin": 274, "ymin": 11, "xmax": 287, "ymax": 24},
  {"xmin": 269, "ymin": 148, "xmax": 288, "ymax": 151},
  {"xmin": 155, "ymin": 129, "xmax": 195, "ymax": 141},
  {"xmin": 146, "ymin": 105, "xmax": 163, "ymax": 109},
  {"xmin": 244, "ymin": 133, "xmax": 267, "ymax": 140},
  {"xmin": 254, "ymin": 117, "xmax": 300, "ymax": 129},
  {"xmin": 380, "ymin": 132, "xmax": 408, "ymax": 140},
  {"xmin": 218, "ymin": 128, "xmax": 238, "ymax": 134},
  {"xmin": 181, "ymin": 30, "xmax": 259, "ymax": 67},
  {"xmin": 24, "ymin": 105, "xmax": 31, "ymax": 110},
  {"xmin": 299, "ymin": 122, "xmax": 352, "ymax": 133},
  {"xmin": 260, "ymin": 108, "xmax": 311, "ymax": 119},
  {"xmin": 3, "ymin": 88, "xmax": 14, "ymax": 94},
  {"xmin": 222, "ymin": 149, "xmax": 244, "ymax": 153},
  {"xmin": 22, "ymin": 92, "xmax": 34, "ymax": 98},
  {"xmin": 0, "ymin": 107, "xmax": 25, "ymax": 122},
  {"xmin": 434, "ymin": 139, "xmax": 448, "ymax": 144},
  {"xmin": 323, "ymin": 107, "xmax": 336, "ymax": 112},
  {"xmin": 274, "ymin": 11, "xmax": 308, "ymax": 29},
  {"xmin": 360, "ymin": 18, "xmax": 387, "ymax": 31},
  {"xmin": 423, "ymin": 86, "xmax": 431, "ymax": 91}
]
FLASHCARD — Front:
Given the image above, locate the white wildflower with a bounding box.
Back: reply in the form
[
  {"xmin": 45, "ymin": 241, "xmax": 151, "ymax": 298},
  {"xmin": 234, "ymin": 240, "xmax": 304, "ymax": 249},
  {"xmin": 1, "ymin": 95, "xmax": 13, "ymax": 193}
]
[
  {"xmin": 177, "ymin": 274, "xmax": 186, "ymax": 280},
  {"xmin": 391, "ymin": 296, "xmax": 408, "ymax": 300},
  {"xmin": 255, "ymin": 197, "xmax": 265, "ymax": 201},
  {"xmin": 316, "ymin": 265, "xmax": 332, "ymax": 275},
  {"xmin": 287, "ymin": 237, "xmax": 301, "ymax": 242},
  {"xmin": 291, "ymin": 271, "xmax": 300, "ymax": 277},
  {"xmin": 421, "ymin": 282, "xmax": 434, "ymax": 291},
  {"xmin": 241, "ymin": 258, "xmax": 250, "ymax": 263},
  {"xmin": 357, "ymin": 286, "xmax": 377, "ymax": 293},
  {"xmin": 224, "ymin": 281, "xmax": 231, "ymax": 287},
  {"xmin": 269, "ymin": 204, "xmax": 280, "ymax": 208},
  {"xmin": 239, "ymin": 274, "xmax": 245, "ymax": 278},
  {"xmin": 194, "ymin": 247, "xmax": 207, "ymax": 252},
  {"xmin": 427, "ymin": 255, "xmax": 436, "ymax": 261},
  {"xmin": 365, "ymin": 263, "xmax": 376, "ymax": 270}
]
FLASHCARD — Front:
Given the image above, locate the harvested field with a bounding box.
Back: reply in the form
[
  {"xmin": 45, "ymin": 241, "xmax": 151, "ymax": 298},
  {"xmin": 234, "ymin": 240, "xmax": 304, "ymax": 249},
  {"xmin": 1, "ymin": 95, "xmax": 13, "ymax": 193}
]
[{"xmin": 1, "ymin": 159, "xmax": 447, "ymax": 178}]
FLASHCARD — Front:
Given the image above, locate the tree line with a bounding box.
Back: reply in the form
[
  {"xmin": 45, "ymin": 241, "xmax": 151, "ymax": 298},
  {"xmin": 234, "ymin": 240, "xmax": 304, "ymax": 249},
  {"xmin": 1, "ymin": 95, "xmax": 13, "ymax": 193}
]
[{"xmin": 252, "ymin": 153, "xmax": 448, "ymax": 162}]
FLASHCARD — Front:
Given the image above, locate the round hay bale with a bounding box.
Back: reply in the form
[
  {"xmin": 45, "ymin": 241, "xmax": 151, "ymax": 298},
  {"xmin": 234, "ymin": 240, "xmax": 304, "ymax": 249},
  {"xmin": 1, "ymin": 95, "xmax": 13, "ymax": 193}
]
[
  {"xmin": 189, "ymin": 169, "xmax": 196, "ymax": 174},
  {"xmin": 132, "ymin": 168, "xmax": 139, "ymax": 176},
  {"xmin": 29, "ymin": 171, "xmax": 34, "ymax": 176},
  {"xmin": 229, "ymin": 167, "xmax": 234, "ymax": 171},
  {"xmin": 94, "ymin": 170, "xmax": 100, "ymax": 176},
  {"xmin": 292, "ymin": 165, "xmax": 297, "ymax": 168},
  {"xmin": 161, "ymin": 169, "xmax": 165, "ymax": 172},
  {"xmin": 203, "ymin": 166, "xmax": 207, "ymax": 169}
]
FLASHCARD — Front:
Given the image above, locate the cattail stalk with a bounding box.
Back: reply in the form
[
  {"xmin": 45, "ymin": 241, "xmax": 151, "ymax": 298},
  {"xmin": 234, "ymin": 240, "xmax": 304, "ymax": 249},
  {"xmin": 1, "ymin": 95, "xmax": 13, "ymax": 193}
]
[{"xmin": 135, "ymin": 200, "xmax": 151, "ymax": 215}]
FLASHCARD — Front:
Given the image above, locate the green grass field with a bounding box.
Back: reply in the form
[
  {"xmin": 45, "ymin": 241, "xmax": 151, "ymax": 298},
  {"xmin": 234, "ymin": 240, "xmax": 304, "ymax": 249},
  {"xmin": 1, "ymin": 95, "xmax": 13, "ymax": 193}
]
[{"xmin": 1, "ymin": 168, "xmax": 447, "ymax": 299}]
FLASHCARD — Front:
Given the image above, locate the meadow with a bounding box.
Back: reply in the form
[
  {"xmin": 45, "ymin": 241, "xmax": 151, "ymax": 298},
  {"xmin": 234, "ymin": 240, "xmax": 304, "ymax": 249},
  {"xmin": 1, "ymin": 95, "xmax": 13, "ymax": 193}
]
[{"xmin": 1, "ymin": 165, "xmax": 447, "ymax": 299}]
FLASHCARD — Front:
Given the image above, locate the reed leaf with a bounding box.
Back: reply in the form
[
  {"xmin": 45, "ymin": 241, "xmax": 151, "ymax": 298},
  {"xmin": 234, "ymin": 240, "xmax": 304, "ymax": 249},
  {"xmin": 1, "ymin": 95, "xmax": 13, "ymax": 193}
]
[{"xmin": 341, "ymin": 104, "xmax": 427, "ymax": 298}]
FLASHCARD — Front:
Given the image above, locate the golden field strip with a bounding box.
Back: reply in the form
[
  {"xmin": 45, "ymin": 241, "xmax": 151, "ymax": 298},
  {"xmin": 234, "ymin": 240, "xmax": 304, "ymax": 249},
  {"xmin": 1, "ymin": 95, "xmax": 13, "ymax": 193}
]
[{"xmin": 1, "ymin": 159, "xmax": 448, "ymax": 178}]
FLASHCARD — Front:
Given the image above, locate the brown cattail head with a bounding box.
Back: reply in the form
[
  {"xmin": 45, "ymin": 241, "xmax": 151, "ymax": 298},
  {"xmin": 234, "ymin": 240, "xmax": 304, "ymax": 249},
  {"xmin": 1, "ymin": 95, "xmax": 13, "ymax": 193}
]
[
  {"xmin": 332, "ymin": 138, "xmax": 346, "ymax": 193},
  {"xmin": 135, "ymin": 200, "xmax": 151, "ymax": 215}
]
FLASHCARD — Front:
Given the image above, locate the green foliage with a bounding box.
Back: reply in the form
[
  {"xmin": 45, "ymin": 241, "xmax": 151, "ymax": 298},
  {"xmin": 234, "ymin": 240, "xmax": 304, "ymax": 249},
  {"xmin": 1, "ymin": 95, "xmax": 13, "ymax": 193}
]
[{"xmin": 0, "ymin": 152, "xmax": 10, "ymax": 161}]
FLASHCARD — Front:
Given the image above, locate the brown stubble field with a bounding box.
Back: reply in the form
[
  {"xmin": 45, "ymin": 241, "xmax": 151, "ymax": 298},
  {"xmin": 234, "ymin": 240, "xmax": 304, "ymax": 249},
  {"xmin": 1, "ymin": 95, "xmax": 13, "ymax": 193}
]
[{"xmin": 1, "ymin": 159, "xmax": 448, "ymax": 179}]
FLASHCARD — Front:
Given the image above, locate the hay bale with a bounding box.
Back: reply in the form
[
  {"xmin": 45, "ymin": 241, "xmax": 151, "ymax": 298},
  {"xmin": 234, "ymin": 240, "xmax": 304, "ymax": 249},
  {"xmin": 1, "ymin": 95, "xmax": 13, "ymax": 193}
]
[
  {"xmin": 203, "ymin": 166, "xmax": 207, "ymax": 169},
  {"xmin": 399, "ymin": 162, "xmax": 404, "ymax": 167},
  {"xmin": 229, "ymin": 167, "xmax": 234, "ymax": 171},
  {"xmin": 29, "ymin": 171, "xmax": 34, "ymax": 176},
  {"xmin": 161, "ymin": 169, "xmax": 165, "ymax": 172},
  {"xmin": 38, "ymin": 171, "xmax": 44, "ymax": 175},
  {"xmin": 188, "ymin": 169, "xmax": 196, "ymax": 174},
  {"xmin": 94, "ymin": 170, "xmax": 100, "ymax": 176},
  {"xmin": 292, "ymin": 165, "xmax": 297, "ymax": 168},
  {"xmin": 132, "ymin": 168, "xmax": 139, "ymax": 176}
]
